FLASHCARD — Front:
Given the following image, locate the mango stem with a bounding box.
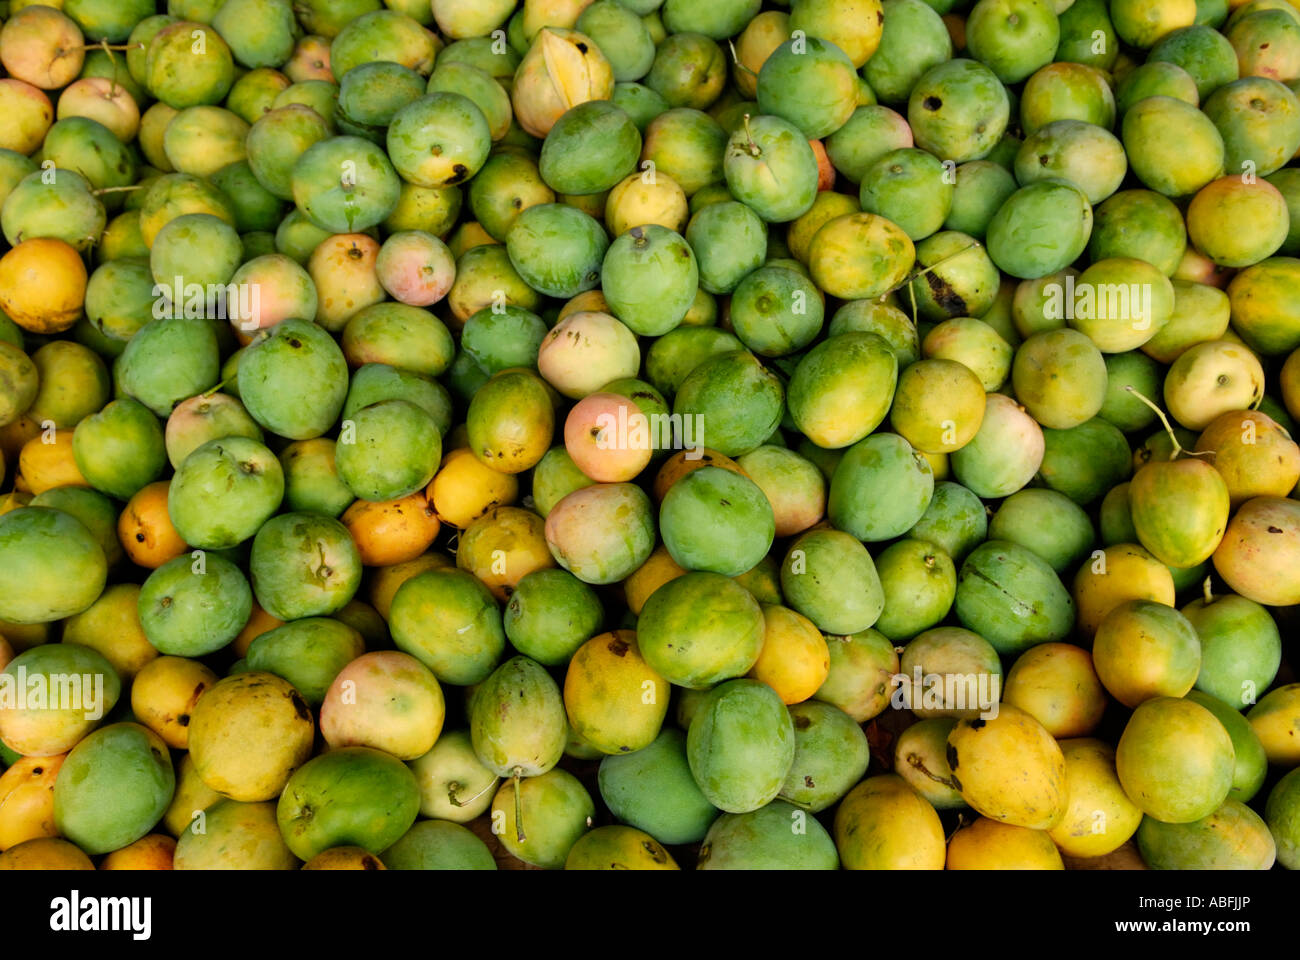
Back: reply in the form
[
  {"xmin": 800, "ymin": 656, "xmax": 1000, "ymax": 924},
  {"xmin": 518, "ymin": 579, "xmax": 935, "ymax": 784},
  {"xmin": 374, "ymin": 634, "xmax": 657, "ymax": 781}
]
[
  {"xmin": 1123, "ymin": 385, "xmax": 1185, "ymax": 460},
  {"xmin": 447, "ymin": 778, "xmax": 495, "ymax": 808},
  {"xmin": 1203, "ymin": 576, "xmax": 1214, "ymax": 606},
  {"xmin": 905, "ymin": 753, "xmax": 961, "ymax": 791},
  {"xmin": 740, "ymin": 114, "xmax": 761, "ymax": 158},
  {"xmin": 512, "ymin": 768, "xmax": 526, "ymax": 844}
]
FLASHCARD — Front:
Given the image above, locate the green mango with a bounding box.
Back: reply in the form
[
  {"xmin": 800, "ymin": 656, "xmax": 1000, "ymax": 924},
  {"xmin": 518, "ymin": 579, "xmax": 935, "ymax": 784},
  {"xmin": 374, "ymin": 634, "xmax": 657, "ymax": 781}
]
[
  {"xmin": 381, "ymin": 820, "xmax": 496, "ymax": 870},
  {"xmin": 907, "ymin": 58, "xmax": 1010, "ymax": 164},
  {"xmin": 637, "ymin": 572, "xmax": 765, "ymax": 689},
  {"xmin": 1266, "ymin": 767, "xmax": 1300, "ymax": 869},
  {"xmin": 28, "ymin": 487, "xmax": 122, "ymax": 568},
  {"xmin": 277, "ymin": 746, "xmax": 421, "ymax": 861},
  {"xmin": 238, "ymin": 318, "xmax": 350, "ymax": 441},
  {"xmin": 1182, "ymin": 592, "xmax": 1282, "ymax": 711},
  {"xmin": 539, "ymin": 100, "xmax": 641, "ymax": 196},
  {"xmin": 697, "ymin": 799, "xmax": 839, "ymax": 869},
  {"xmin": 779, "ymin": 701, "xmax": 871, "ymax": 812},
  {"xmin": 470, "ymin": 656, "xmax": 567, "ymax": 779},
  {"xmin": 390, "ymin": 567, "xmax": 506, "ymax": 686},
  {"xmin": 246, "ymin": 618, "xmax": 366, "ymax": 707},
  {"xmin": 1184, "ymin": 690, "xmax": 1269, "ymax": 803},
  {"xmin": 1136, "ymin": 799, "xmax": 1276, "ymax": 869},
  {"xmin": 117, "ymin": 316, "xmax": 220, "ymax": 419},
  {"xmin": 787, "ymin": 333, "xmax": 898, "ymax": 450},
  {"xmin": 249, "ymin": 513, "xmax": 362, "ymax": 621},
  {"xmin": 1037, "ymin": 417, "xmax": 1133, "ymax": 505},
  {"xmin": 988, "ymin": 488, "xmax": 1095, "ymax": 573},
  {"xmin": 139, "ymin": 553, "xmax": 252, "ymax": 657},
  {"xmin": 598, "ymin": 729, "xmax": 720, "ymax": 845},
  {"xmin": 780, "ymin": 528, "xmax": 885, "ymax": 635},
  {"xmin": 53, "ymin": 722, "xmax": 174, "ymax": 856},
  {"xmin": 872, "ymin": 539, "xmax": 957, "ymax": 641},
  {"xmin": 955, "ymin": 540, "xmax": 1075, "ymax": 656},
  {"xmin": 660, "ymin": 466, "xmax": 775, "ymax": 576},
  {"xmin": 71, "ymin": 398, "xmax": 166, "ymax": 500},
  {"xmin": 829, "ymin": 432, "xmax": 934, "ymax": 542},
  {"xmin": 687, "ymin": 679, "xmax": 796, "ymax": 813},
  {"xmin": 907, "ymin": 480, "xmax": 989, "ymax": 563},
  {"xmin": 491, "ymin": 767, "xmax": 594, "ymax": 869}
]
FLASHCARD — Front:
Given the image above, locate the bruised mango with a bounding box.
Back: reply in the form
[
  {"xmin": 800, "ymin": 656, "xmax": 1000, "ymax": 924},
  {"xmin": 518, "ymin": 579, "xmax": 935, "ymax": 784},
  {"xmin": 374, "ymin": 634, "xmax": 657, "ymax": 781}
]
[{"xmin": 947, "ymin": 703, "xmax": 1068, "ymax": 830}]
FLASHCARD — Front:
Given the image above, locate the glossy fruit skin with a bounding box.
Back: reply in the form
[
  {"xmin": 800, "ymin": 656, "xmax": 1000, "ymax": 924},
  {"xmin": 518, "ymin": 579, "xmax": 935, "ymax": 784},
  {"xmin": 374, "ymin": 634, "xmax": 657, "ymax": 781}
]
[{"xmin": 540, "ymin": 100, "xmax": 642, "ymax": 196}]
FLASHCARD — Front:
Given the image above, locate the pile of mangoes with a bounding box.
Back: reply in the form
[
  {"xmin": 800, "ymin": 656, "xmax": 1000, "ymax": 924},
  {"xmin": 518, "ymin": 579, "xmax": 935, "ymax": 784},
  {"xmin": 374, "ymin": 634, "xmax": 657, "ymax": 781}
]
[{"xmin": 0, "ymin": 0, "xmax": 1297, "ymax": 871}]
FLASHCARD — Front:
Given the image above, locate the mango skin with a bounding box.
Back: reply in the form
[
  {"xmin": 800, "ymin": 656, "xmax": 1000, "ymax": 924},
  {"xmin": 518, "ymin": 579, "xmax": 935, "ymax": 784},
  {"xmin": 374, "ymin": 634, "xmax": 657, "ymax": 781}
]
[
  {"xmin": 1116, "ymin": 696, "xmax": 1235, "ymax": 824},
  {"xmin": 947, "ymin": 703, "xmax": 1068, "ymax": 830},
  {"xmin": 787, "ymin": 333, "xmax": 898, "ymax": 449},
  {"xmin": 565, "ymin": 824, "xmax": 679, "ymax": 870},
  {"xmin": 1129, "ymin": 458, "xmax": 1229, "ymax": 568},
  {"xmin": 0, "ymin": 754, "xmax": 65, "ymax": 851},
  {"xmin": 389, "ymin": 567, "xmax": 506, "ymax": 686},
  {"xmin": 0, "ymin": 506, "xmax": 108, "ymax": 626},
  {"xmin": 174, "ymin": 799, "xmax": 299, "ymax": 870},
  {"xmin": 1183, "ymin": 593, "xmax": 1281, "ymax": 712},
  {"xmin": 813, "ymin": 628, "xmax": 898, "ymax": 723},
  {"xmin": 563, "ymin": 630, "xmax": 669, "ymax": 756},
  {"xmin": 597, "ymin": 728, "xmax": 720, "ymax": 845},
  {"xmin": 277, "ymin": 746, "xmax": 421, "ymax": 862},
  {"xmin": 1002, "ymin": 643, "xmax": 1107, "ymax": 738},
  {"xmin": 779, "ymin": 701, "xmax": 870, "ymax": 812},
  {"xmin": 470, "ymin": 655, "xmax": 567, "ymax": 778},
  {"xmin": 894, "ymin": 718, "xmax": 965, "ymax": 810},
  {"xmin": 0, "ymin": 643, "xmax": 121, "ymax": 757},
  {"xmin": 491, "ymin": 767, "xmax": 595, "ymax": 869},
  {"xmin": 380, "ymin": 819, "xmax": 496, "ymax": 870},
  {"xmin": 834, "ymin": 774, "xmax": 946, "ymax": 869},
  {"xmin": 947, "ymin": 817, "xmax": 1065, "ymax": 869},
  {"xmin": 1213, "ymin": 496, "xmax": 1300, "ymax": 607},
  {"xmin": 187, "ymin": 671, "xmax": 315, "ymax": 803},
  {"xmin": 53, "ymin": 722, "xmax": 175, "ymax": 856},
  {"xmin": 637, "ymin": 572, "xmax": 765, "ymax": 690},
  {"xmin": 0, "ymin": 836, "xmax": 95, "ymax": 870},
  {"xmin": 1186, "ymin": 690, "xmax": 1268, "ymax": 804},
  {"xmin": 1246, "ymin": 683, "xmax": 1300, "ymax": 768},
  {"xmin": 1266, "ymin": 767, "xmax": 1300, "ymax": 870},
  {"xmin": 303, "ymin": 846, "xmax": 387, "ymax": 871},
  {"xmin": 955, "ymin": 540, "xmax": 1075, "ymax": 657},
  {"xmin": 686, "ymin": 679, "xmax": 796, "ymax": 814},
  {"xmin": 1092, "ymin": 599, "xmax": 1202, "ymax": 708},
  {"xmin": 697, "ymin": 800, "xmax": 838, "ymax": 870},
  {"xmin": 1048, "ymin": 738, "xmax": 1144, "ymax": 858},
  {"xmin": 1137, "ymin": 799, "xmax": 1276, "ymax": 869}
]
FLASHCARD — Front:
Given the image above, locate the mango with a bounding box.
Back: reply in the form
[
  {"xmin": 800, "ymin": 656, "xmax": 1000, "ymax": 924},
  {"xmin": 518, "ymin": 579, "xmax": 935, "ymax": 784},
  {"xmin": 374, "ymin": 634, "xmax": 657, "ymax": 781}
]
[
  {"xmin": 947, "ymin": 703, "xmax": 1068, "ymax": 829},
  {"xmin": 687, "ymin": 679, "xmax": 795, "ymax": 813},
  {"xmin": 834, "ymin": 774, "xmax": 946, "ymax": 869}
]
